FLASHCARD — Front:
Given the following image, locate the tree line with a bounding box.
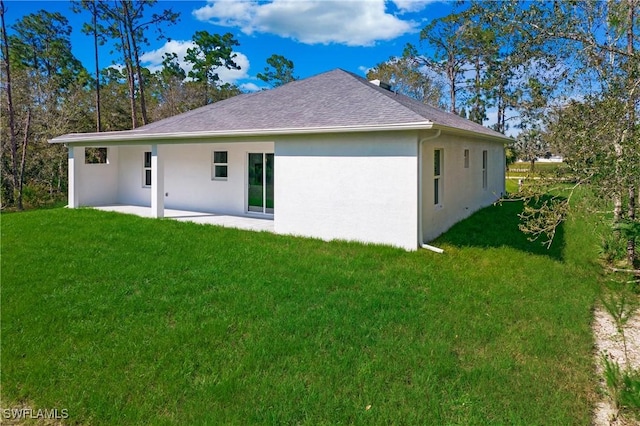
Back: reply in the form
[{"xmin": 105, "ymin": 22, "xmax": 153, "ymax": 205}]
[{"xmin": 0, "ymin": 0, "xmax": 295, "ymax": 210}]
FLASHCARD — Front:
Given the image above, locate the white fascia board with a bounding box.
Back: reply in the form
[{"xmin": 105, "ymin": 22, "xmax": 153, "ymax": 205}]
[
  {"xmin": 431, "ymin": 124, "xmax": 513, "ymax": 143},
  {"xmin": 49, "ymin": 121, "xmax": 434, "ymax": 145}
]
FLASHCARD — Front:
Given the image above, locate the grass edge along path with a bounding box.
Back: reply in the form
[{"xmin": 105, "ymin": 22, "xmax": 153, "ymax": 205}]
[{"xmin": 2, "ymin": 201, "xmax": 600, "ymax": 425}]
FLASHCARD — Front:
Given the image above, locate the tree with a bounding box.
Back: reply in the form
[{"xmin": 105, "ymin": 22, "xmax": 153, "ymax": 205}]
[
  {"xmin": 409, "ymin": 14, "xmax": 470, "ymax": 114},
  {"xmin": 257, "ymin": 54, "xmax": 297, "ymax": 87},
  {"xmin": 1, "ymin": 7, "xmax": 91, "ymax": 209},
  {"xmin": 365, "ymin": 56, "xmax": 443, "ymax": 107},
  {"xmin": 9, "ymin": 9, "xmax": 84, "ymax": 93},
  {"xmin": 498, "ymin": 1, "xmax": 639, "ymax": 267},
  {"xmin": 455, "ymin": 6, "xmax": 498, "ymax": 124},
  {"xmin": 98, "ymin": 0, "xmax": 179, "ymax": 128},
  {"xmin": 546, "ymin": 95, "xmax": 638, "ymax": 264},
  {"xmin": 460, "ymin": 1, "xmax": 528, "ymax": 133},
  {"xmin": 513, "ymin": 127, "xmax": 548, "ymax": 171},
  {"xmin": 185, "ymin": 31, "xmax": 241, "ymax": 106},
  {"xmin": 72, "ymin": 0, "xmax": 106, "ymax": 132},
  {"xmin": 99, "ymin": 66, "xmax": 133, "ymax": 131},
  {"xmin": 0, "ymin": 0, "xmax": 19, "ymax": 208},
  {"xmin": 148, "ymin": 52, "xmax": 199, "ymax": 121}
]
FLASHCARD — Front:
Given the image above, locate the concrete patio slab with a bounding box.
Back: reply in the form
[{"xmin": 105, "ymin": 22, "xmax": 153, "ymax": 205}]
[{"xmin": 93, "ymin": 205, "xmax": 274, "ymax": 233}]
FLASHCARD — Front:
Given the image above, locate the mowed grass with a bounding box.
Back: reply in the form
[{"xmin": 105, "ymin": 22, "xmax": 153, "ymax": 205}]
[
  {"xmin": 507, "ymin": 161, "xmax": 569, "ymax": 179},
  {"xmin": 2, "ymin": 199, "xmax": 600, "ymax": 425}
]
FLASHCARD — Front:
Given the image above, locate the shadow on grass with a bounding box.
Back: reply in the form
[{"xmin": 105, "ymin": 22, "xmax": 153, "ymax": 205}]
[{"xmin": 434, "ymin": 197, "xmax": 565, "ymax": 261}]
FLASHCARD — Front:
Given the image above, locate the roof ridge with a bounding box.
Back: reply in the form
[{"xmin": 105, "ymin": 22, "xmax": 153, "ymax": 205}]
[
  {"xmin": 334, "ymin": 69, "xmax": 431, "ymax": 124},
  {"xmin": 340, "ymin": 69, "xmax": 507, "ymax": 139}
]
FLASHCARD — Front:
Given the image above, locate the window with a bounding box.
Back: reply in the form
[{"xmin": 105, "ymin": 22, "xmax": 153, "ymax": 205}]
[
  {"xmin": 212, "ymin": 151, "xmax": 228, "ymax": 180},
  {"xmin": 482, "ymin": 150, "xmax": 488, "ymax": 189},
  {"xmin": 143, "ymin": 151, "xmax": 152, "ymax": 187},
  {"xmin": 85, "ymin": 147, "xmax": 108, "ymax": 164},
  {"xmin": 464, "ymin": 149, "xmax": 469, "ymax": 168},
  {"xmin": 434, "ymin": 149, "xmax": 443, "ymax": 205}
]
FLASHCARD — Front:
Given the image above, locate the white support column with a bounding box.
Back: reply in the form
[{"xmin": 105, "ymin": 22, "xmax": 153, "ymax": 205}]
[
  {"xmin": 68, "ymin": 146, "xmax": 81, "ymax": 208},
  {"xmin": 151, "ymin": 144, "xmax": 164, "ymax": 218}
]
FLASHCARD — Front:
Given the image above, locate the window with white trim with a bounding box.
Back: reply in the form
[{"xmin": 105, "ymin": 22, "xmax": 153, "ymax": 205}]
[
  {"xmin": 212, "ymin": 151, "xmax": 228, "ymax": 180},
  {"xmin": 482, "ymin": 150, "xmax": 488, "ymax": 189},
  {"xmin": 143, "ymin": 151, "xmax": 152, "ymax": 187},
  {"xmin": 464, "ymin": 149, "xmax": 469, "ymax": 168},
  {"xmin": 434, "ymin": 149, "xmax": 443, "ymax": 206}
]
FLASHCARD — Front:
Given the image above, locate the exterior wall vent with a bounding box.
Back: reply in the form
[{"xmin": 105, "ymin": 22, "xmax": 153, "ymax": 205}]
[{"xmin": 369, "ymin": 79, "xmax": 392, "ymax": 91}]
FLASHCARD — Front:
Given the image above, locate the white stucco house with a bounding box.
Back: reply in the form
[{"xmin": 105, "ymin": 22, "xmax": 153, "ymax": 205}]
[{"xmin": 50, "ymin": 69, "xmax": 509, "ymax": 251}]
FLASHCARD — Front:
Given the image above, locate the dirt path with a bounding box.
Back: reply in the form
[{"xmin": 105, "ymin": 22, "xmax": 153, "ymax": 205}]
[{"xmin": 593, "ymin": 306, "xmax": 640, "ymax": 425}]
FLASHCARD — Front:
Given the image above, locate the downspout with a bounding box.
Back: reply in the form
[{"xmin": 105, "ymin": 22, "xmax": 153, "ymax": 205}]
[{"xmin": 418, "ymin": 130, "xmax": 444, "ymax": 253}]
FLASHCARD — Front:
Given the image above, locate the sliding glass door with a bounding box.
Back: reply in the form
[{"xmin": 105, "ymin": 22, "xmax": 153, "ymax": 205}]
[{"xmin": 248, "ymin": 153, "xmax": 274, "ymax": 214}]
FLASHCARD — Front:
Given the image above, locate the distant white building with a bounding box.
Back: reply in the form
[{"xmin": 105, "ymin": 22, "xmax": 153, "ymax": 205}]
[
  {"xmin": 50, "ymin": 69, "xmax": 509, "ymax": 251},
  {"xmin": 535, "ymin": 155, "xmax": 564, "ymax": 163}
]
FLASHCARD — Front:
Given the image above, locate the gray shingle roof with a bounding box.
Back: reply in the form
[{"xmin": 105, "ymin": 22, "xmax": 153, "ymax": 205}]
[{"xmin": 51, "ymin": 68, "xmax": 509, "ymax": 143}]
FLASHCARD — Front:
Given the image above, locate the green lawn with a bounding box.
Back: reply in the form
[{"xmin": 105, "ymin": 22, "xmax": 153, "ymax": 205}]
[
  {"xmin": 1, "ymin": 198, "xmax": 601, "ymax": 425},
  {"xmin": 507, "ymin": 161, "xmax": 569, "ymax": 179}
]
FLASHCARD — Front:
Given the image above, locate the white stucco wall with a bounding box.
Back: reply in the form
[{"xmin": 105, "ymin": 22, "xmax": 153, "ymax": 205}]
[
  {"xmin": 274, "ymin": 132, "xmax": 419, "ymax": 251},
  {"xmin": 161, "ymin": 142, "xmax": 273, "ymax": 214},
  {"xmin": 116, "ymin": 142, "xmax": 273, "ymax": 214},
  {"xmin": 73, "ymin": 146, "xmax": 119, "ymax": 206},
  {"xmin": 420, "ymin": 133, "xmax": 505, "ymax": 242},
  {"xmin": 117, "ymin": 145, "xmax": 151, "ymax": 206}
]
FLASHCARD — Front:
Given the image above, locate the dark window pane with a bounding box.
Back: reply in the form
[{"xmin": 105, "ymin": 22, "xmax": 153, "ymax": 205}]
[
  {"xmin": 434, "ymin": 150, "xmax": 441, "ymax": 176},
  {"xmin": 214, "ymin": 151, "xmax": 227, "ymax": 164},
  {"xmin": 248, "ymin": 153, "xmax": 264, "ymax": 212},
  {"xmin": 434, "ymin": 178, "xmax": 439, "ymax": 205},
  {"xmin": 215, "ymin": 165, "xmax": 228, "ymax": 178},
  {"xmin": 144, "ymin": 152, "xmax": 152, "ymax": 168},
  {"xmin": 145, "ymin": 169, "xmax": 152, "ymax": 186},
  {"xmin": 266, "ymin": 154, "xmax": 274, "ymax": 211}
]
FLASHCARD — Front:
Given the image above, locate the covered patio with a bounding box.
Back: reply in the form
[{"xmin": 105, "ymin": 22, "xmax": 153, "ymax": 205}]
[{"xmin": 93, "ymin": 205, "xmax": 275, "ymax": 233}]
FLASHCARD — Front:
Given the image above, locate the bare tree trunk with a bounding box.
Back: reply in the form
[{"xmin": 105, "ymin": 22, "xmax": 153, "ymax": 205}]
[
  {"xmin": 123, "ymin": 0, "xmax": 147, "ymax": 125},
  {"xmin": 131, "ymin": 44, "xmax": 147, "ymax": 125},
  {"xmin": 0, "ymin": 0, "xmax": 20, "ymax": 209},
  {"xmin": 630, "ymin": 186, "xmax": 637, "ymax": 266},
  {"xmin": 497, "ymin": 85, "xmax": 505, "ymax": 133},
  {"xmin": 117, "ymin": 15, "xmax": 137, "ymax": 129},
  {"xmin": 473, "ymin": 54, "xmax": 481, "ymax": 123},
  {"xmin": 17, "ymin": 109, "xmax": 30, "ymax": 209},
  {"xmin": 614, "ymin": 141, "xmax": 623, "ymax": 223},
  {"xmin": 448, "ymin": 53, "xmax": 456, "ymax": 114},
  {"xmin": 614, "ymin": 192, "xmax": 623, "ymax": 222},
  {"xmin": 92, "ymin": 2, "xmax": 101, "ymax": 132},
  {"xmin": 626, "ymin": 0, "xmax": 636, "ymax": 266}
]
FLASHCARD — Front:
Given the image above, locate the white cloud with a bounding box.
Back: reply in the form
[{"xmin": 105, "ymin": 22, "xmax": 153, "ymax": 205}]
[
  {"xmin": 391, "ymin": 0, "xmax": 435, "ymax": 13},
  {"xmin": 358, "ymin": 65, "xmax": 373, "ymax": 75},
  {"xmin": 141, "ymin": 39, "xmax": 251, "ymax": 84},
  {"xmin": 216, "ymin": 52, "xmax": 250, "ymax": 83},
  {"xmin": 193, "ymin": 0, "xmax": 418, "ymax": 46},
  {"xmin": 192, "ymin": 0, "xmax": 255, "ymax": 28},
  {"xmin": 239, "ymin": 82, "xmax": 263, "ymax": 92},
  {"xmin": 141, "ymin": 40, "xmax": 197, "ymax": 74}
]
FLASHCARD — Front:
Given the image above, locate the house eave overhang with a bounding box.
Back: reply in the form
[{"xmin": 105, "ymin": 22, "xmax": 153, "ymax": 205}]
[
  {"xmin": 49, "ymin": 121, "xmax": 435, "ymax": 145},
  {"xmin": 430, "ymin": 124, "xmax": 513, "ymax": 144}
]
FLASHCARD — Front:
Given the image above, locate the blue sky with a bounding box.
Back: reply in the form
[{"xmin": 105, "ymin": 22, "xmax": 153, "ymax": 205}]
[{"xmin": 3, "ymin": 0, "xmax": 454, "ymax": 91}]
